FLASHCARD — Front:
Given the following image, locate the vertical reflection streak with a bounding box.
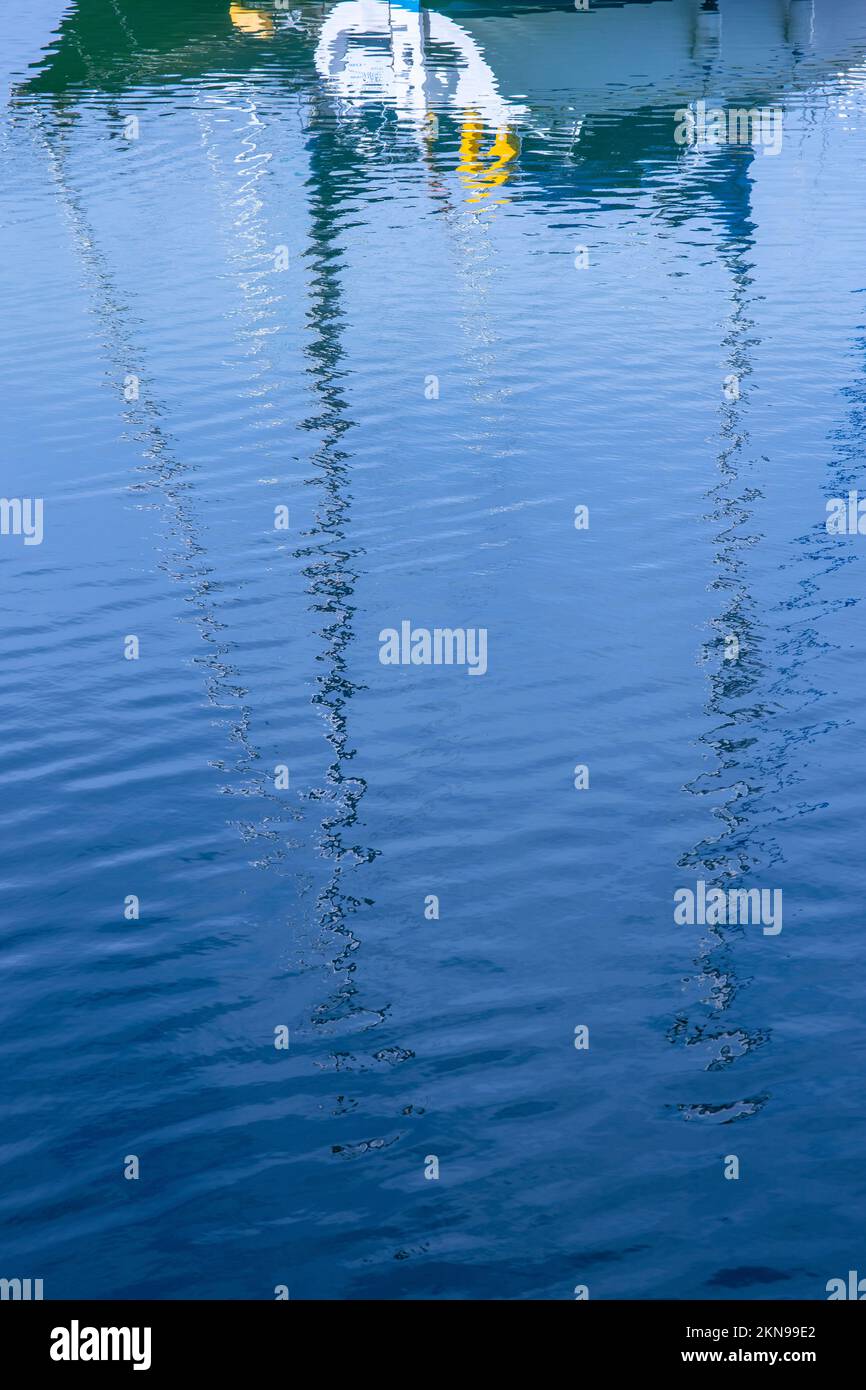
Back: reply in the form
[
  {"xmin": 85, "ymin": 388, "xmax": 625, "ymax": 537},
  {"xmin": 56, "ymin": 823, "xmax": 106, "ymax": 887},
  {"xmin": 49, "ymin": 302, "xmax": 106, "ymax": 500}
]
[
  {"xmin": 24, "ymin": 98, "xmax": 298, "ymax": 863},
  {"xmin": 296, "ymin": 94, "xmax": 385, "ymax": 1042},
  {"xmin": 671, "ymin": 143, "xmax": 773, "ymax": 1120}
]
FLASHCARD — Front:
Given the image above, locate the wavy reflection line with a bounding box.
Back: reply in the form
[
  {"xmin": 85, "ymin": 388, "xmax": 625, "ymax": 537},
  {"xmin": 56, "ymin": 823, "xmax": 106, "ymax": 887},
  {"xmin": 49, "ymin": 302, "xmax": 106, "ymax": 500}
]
[
  {"xmin": 664, "ymin": 11, "xmax": 857, "ymax": 1126},
  {"xmin": 668, "ymin": 139, "xmax": 774, "ymax": 1120},
  {"xmin": 22, "ymin": 98, "xmax": 301, "ymax": 868},
  {"xmin": 295, "ymin": 91, "xmax": 387, "ymax": 1050}
]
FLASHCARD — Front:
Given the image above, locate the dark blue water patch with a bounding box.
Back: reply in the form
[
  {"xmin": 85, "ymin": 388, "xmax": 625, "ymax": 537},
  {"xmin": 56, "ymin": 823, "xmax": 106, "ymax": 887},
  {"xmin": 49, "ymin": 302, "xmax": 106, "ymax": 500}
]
[{"xmin": 707, "ymin": 1267, "xmax": 792, "ymax": 1290}]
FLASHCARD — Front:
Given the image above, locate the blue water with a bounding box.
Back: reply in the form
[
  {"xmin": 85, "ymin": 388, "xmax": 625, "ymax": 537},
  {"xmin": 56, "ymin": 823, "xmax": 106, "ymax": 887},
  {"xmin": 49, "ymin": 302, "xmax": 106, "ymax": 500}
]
[{"xmin": 2, "ymin": 0, "xmax": 866, "ymax": 1301}]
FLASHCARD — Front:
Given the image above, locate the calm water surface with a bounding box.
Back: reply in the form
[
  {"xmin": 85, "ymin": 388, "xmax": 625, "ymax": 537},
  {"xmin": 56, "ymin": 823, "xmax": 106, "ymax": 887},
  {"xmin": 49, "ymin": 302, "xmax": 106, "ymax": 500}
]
[{"xmin": 2, "ymin": 0, "xmax": 866, "ymax": 1299}]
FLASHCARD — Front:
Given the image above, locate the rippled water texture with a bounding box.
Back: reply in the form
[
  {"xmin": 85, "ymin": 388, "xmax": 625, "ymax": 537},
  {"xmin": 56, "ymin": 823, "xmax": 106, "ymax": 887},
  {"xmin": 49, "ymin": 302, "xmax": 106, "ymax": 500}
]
[{"xmin": 2, "ymin": 0, "xmax": 866, "ymax": 1300}]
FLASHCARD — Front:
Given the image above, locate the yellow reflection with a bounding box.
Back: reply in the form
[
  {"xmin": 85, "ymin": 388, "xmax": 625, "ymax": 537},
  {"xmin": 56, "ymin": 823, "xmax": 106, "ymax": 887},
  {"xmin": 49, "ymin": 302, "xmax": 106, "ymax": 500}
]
[
  {"xmin": 457, "ymin": 112, "xmax": 520, "ymax": 204},
  {"xmin": 229, "ymin": 4, "xmax": 275, "ymax": 37}
]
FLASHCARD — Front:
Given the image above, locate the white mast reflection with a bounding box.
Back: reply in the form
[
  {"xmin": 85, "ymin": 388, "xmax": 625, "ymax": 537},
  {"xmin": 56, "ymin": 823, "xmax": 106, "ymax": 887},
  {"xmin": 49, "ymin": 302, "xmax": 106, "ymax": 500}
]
[{"xmin": 315, "ymin": 1, "xmax": 525, "ymax": 130}]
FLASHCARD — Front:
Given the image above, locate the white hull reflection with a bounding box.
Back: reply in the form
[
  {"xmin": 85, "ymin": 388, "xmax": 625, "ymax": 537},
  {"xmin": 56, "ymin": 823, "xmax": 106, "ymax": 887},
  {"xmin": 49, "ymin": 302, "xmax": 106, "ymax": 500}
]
[
  {"xmin": 312, "ymin": 0, "xmax": 864, "ymax": 131},
  {"xmin": 308, "ymin": 0, "xmax": 864, "ymax": 203}
]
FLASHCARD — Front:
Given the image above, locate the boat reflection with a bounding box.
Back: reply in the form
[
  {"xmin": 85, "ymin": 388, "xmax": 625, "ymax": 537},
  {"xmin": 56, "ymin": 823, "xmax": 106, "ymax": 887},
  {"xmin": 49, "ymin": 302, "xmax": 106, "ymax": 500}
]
[{"xmin": 229, "ymin": 3, "xmax": 276, "ymax": 38}]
